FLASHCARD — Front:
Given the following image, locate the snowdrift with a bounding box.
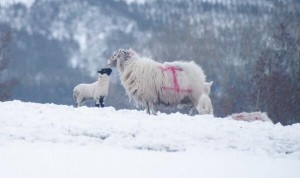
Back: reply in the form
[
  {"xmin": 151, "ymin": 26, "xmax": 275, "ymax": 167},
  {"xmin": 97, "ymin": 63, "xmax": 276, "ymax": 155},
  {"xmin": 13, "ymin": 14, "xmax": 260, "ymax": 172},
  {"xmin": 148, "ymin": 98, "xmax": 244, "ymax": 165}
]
[{"xmin": 0, "ymin": 100, "xmax": 300, "ymax": 178}]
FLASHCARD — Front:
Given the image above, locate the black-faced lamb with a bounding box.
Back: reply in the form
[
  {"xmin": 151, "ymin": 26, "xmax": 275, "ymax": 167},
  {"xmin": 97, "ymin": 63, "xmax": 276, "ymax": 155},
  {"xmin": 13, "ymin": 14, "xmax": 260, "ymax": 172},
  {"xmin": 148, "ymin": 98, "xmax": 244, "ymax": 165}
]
[
  {"xmin": 73, "ymin": 68, "xmax": 112, "ymax": 107},
  {"xmin": 107, "ymin": 49, "xmax": 213, "ymax": 115}
]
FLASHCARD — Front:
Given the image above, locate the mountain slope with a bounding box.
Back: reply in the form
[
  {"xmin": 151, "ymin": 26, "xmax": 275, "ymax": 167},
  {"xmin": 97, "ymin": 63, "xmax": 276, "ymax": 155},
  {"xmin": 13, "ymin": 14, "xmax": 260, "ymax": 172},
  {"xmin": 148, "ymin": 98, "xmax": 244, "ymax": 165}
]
[{"xmin": 0, "ymin": 101, "xmax": 299, "ymax": 178}]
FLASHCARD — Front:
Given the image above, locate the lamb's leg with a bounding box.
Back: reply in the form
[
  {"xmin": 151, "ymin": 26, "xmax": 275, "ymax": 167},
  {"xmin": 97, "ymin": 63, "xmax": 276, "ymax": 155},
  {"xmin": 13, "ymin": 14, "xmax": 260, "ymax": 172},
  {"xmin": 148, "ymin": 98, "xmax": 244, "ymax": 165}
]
[
  {"xmin": 74, "ymin": 100, "xmax": 79, "ymax": 107},
  {"xmin": 94, "ymin": 97, "xmax": 100, "ymax": 107},
  {"xmin": 73, "ymin": 95, "xmax": 77, "ymax": 107},
  {"xmin": 99, "ymin": 96, "xmax": 105, "ymax": 108},
  {"xmin": 76, "ymin": 98, "xmax": 83, "ymax": 107},
  {"xmin": 73, "ymin": 93, "xmax": 80, "ymax": 107}
]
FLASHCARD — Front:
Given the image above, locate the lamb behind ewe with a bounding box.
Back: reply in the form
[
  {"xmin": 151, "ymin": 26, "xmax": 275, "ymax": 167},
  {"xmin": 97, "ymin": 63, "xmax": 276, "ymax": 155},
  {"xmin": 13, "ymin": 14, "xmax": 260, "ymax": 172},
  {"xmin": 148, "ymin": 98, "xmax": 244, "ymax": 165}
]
[
  {"xmin": 107, "ymin": 49, "xmax": 213, "ymax": 115},
  {"xmin": 73, "ymin": 68, "xmax": 112, "ymax": 107}
]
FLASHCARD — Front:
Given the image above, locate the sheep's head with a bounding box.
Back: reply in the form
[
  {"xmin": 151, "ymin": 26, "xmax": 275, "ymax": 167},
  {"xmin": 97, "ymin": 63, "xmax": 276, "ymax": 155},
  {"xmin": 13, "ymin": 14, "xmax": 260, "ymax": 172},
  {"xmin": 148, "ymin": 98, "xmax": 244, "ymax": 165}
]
[
  {"xmin": 98, "ymin": 68, "xmax": 112, "ymax": 76},
  {"xmin": 197, "ymin": 94, "xmax": 213, "ymax": 115},
  {"xmin": 107, "ymin": 49, "xmax": 135, "ymax": 70}
]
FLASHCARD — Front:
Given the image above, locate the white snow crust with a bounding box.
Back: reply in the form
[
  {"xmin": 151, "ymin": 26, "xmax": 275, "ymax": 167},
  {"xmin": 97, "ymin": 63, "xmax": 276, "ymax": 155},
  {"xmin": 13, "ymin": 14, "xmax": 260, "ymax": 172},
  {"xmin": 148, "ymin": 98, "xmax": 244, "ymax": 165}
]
[{"xmin": 0, "ymin": 100, "xmax": 299, "ymax": 178}]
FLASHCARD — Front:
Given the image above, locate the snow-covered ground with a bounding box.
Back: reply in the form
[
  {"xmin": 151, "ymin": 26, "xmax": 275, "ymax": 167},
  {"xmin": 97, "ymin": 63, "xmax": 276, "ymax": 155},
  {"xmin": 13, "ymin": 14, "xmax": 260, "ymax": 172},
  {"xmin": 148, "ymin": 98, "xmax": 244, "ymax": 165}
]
[{"xmin": 0, "ymin": 100, "xmax": 300, "ymax": 178}]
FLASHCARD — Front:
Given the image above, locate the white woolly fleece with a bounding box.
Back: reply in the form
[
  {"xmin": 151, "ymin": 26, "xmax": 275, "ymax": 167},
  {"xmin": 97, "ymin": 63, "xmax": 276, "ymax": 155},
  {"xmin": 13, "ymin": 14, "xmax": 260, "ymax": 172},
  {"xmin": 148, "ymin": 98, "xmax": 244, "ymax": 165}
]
[{"xmin": 117, "ymin": 52, "xmax": 208, "ymax": 113}]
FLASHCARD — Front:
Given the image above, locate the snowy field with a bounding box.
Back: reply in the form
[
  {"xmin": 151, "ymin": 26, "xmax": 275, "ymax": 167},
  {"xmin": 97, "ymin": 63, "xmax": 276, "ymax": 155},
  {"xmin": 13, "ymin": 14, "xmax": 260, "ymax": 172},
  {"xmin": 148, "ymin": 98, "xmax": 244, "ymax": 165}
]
[{"xmin": 0, "ymin": 100, "xmax": 300, "ymax": 178}]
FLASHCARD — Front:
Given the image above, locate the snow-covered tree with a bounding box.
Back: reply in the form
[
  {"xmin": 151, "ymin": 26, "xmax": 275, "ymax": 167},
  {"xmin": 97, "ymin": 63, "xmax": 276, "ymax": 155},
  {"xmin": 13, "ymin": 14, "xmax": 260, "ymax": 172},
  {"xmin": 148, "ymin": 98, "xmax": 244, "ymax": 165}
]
[
  {"xmin": 0, "ymin": 32, "xmax": 17, "ymax": 101},
  {"xmin": 254, "ymin": 17, "xmax": 300, "ymax": 124}
]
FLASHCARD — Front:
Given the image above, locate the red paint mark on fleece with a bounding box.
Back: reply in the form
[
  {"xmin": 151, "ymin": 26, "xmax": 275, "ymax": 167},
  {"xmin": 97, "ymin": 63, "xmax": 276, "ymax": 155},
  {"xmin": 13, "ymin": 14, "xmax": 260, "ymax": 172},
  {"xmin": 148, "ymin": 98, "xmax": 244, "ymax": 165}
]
[{"xmin": 159, "ymin": 66, "xmax": 192, "ymax": 93}]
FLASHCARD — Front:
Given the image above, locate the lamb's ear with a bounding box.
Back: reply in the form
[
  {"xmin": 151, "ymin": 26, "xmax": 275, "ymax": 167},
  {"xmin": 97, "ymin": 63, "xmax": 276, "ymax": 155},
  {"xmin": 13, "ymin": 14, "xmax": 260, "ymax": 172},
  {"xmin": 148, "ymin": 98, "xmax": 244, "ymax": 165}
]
[
  {"xmin": 208, "ymin": 81, "xmax": 213, "ymax": 87},
  {"xmin": 204, "ymin": 81, "xmax": 213, "ymax": 94}
]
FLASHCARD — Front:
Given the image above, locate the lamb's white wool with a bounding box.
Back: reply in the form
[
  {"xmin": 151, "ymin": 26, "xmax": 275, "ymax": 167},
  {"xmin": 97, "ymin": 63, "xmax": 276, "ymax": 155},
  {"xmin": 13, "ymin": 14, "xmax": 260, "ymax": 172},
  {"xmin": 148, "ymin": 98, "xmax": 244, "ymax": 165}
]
[
  {"xmin": 197, "ymin": 94, "xmax": 213, "ymax": 115},
  {"xmin": 108, "ymin": 49, "xmax": 213, "ymax": 115},
  {"xmin": 73, "ymin": 68, "xmax": 112, "ymax": 107}
]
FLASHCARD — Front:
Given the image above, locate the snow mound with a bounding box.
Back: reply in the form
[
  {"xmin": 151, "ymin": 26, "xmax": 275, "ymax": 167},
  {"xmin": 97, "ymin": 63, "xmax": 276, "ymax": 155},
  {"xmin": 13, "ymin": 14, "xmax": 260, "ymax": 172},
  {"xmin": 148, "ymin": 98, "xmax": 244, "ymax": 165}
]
[
  {"xmin": 229, "ymin": 112, "xmax": 272, "ymax": 122},
  {"xmin": 0, "ymin": 0, "xmax": 35, "ymax": 8},
  {"xmin": 0, "ymin": 100, "xmax": 300, "ymax": 178},
  {"xmin": 0, "ymin": 100, "xmax": 299, "ymax": 157}
]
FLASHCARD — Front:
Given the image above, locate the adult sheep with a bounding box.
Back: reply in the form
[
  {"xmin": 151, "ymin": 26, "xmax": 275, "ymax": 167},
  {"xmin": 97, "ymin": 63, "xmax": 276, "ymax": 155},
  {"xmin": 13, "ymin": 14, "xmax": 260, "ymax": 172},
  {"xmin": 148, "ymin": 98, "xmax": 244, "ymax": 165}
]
[
  {"xmin": 107, "ymin": 49, "xmax": 213, "ymax": 115},
  {"xmin": 73, "ymin": 68, "xmax": 112, "ymax": 107}
]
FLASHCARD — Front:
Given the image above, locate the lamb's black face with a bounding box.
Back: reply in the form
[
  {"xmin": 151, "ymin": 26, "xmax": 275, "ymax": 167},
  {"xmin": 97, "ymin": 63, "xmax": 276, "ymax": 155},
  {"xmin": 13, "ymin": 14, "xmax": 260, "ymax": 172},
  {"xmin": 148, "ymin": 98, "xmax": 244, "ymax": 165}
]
[{"xmin": 98, "ymin": 68, "xmax": 112, "ymax": 76}]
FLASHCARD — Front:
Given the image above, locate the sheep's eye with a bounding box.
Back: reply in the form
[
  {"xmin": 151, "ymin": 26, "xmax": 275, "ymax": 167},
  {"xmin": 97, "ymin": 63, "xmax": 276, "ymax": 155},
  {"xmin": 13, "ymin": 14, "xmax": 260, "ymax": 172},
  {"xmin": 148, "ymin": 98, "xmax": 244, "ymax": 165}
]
[{"xmin": 117, "ymin": 55, "xmax": 120, "ymax": 57}]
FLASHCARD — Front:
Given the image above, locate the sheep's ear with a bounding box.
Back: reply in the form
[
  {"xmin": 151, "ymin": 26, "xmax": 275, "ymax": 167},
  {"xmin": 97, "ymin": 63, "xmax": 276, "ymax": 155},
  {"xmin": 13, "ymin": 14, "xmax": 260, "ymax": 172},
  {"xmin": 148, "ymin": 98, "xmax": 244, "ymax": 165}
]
[
  {"xmin": 128, "ymin": 48, "xmax": 135, "ymax": 54},
  {"xmin": 208, "ymin": 81, "xmax": 213, "ymax": 87},
  {"xmin": 117, "ymin": 49, "xmax": 125, "ymax": 56},
  {"xmin": 123, "ymin": 49, "xmax": 130, "ymax": 60},
  {"xmin": 124, "ymin": 50, "xmax": 129, "ymax": 56}
]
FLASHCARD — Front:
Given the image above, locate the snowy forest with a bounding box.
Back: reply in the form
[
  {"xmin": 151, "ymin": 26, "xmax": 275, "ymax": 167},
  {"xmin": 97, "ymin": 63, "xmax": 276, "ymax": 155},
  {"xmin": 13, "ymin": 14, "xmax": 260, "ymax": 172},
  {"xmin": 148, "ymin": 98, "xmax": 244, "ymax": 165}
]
[{"xmin": 0, "ymin": 0, "xmax": 299, "ymax": 125}]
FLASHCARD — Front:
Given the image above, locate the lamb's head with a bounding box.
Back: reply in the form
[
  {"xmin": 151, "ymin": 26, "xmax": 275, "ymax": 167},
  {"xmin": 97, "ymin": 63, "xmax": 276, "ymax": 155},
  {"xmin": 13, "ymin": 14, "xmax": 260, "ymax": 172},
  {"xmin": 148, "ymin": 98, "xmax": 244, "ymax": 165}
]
[
  {"xmin": 98, "ymin": 68, "xmax": 112, "ymax": 76},
  {"xmin": 204, "ymin": 81, "xmax": 213, "ymax": 95},
  {"xmin": 197, "ymin": 94, "xmax": 213, "ymax": 115},
  {"xmin": 107, "ymin": 49, "xmax": 136, "ymax": 71}
]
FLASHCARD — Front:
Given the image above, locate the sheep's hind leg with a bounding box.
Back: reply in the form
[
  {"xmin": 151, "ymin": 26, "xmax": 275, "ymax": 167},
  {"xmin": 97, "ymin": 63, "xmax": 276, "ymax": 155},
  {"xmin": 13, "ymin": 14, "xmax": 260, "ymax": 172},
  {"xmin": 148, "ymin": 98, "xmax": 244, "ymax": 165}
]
[
  {"xmin": 188, "ymin": 106, "xmax": 194, "ymax": 116},
  {"xmin": 146, "ymin": 102, "xmax": 151, "ymax": 115}
]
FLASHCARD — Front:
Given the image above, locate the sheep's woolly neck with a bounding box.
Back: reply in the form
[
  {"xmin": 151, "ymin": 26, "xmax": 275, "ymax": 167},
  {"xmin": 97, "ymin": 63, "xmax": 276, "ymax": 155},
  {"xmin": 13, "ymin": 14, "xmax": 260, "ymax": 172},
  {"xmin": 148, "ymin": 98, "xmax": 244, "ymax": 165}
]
[
  {"xmin": 120, "ymin": 57, "xmax": 162, "ymax": 106},
  {"xmin": 118, "ymin": 55, "xmax": 206, "ymax": 107}
]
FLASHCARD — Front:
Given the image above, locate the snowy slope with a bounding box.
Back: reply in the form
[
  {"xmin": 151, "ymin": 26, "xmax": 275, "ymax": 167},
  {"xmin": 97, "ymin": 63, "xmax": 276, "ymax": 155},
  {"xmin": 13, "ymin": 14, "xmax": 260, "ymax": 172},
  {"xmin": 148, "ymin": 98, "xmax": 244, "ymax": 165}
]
[{"xmin": 0, "ymin": 100, "xmax": 300, "ymax": 178}]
